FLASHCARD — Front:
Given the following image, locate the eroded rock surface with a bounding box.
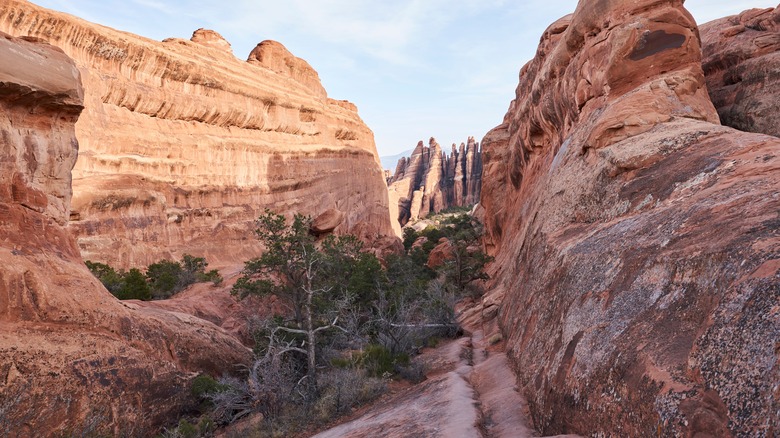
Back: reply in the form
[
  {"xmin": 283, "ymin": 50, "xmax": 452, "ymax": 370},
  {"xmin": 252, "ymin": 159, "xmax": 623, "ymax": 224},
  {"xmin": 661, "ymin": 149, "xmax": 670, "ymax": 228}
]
[
  {"xmin": 481, "ymin": 0, "xmax": 779, "ymax": 436},
  {"xmin": 388, "ymin": 136, "xmax": 482, "ymax": 226},
  {"xmin": 0, "ymin": 0, "xmax": 395, "ymax": 269},
  {"xmin": 0, "ymin": 32, "xmax": 251, "ymax": 436},
  {"xmin": 701, "ymin": 5, "xmax": 780, "ymax": 137}
]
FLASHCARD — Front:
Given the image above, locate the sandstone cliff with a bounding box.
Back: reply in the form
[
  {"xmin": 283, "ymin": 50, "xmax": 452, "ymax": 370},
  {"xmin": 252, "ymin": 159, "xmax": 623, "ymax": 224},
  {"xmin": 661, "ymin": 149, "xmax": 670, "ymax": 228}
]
[
  {"xmin": 388, "ymin": 137, "xmax": 482, "ymax": 226},
  {"xmin": 701, "ymin": 5, "xmax": 780, "ymax": 138},
  {"xmin": 0, "ymin": 31, "xmax": 251, "ymax": 435},
  {"xmin": 0, "ymin": 0, "xmax": 396, "ymax": 269},
  {"xmin": 480, "ymin": 0, "xmax": 779, "ymax": 436}
]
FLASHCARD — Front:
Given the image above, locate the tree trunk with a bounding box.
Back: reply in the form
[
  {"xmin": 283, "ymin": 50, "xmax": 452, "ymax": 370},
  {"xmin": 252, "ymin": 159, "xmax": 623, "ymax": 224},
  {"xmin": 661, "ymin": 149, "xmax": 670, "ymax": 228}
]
[{"xmin": 304, "ymin": 277, "xmax": 317, "ymax": 391}]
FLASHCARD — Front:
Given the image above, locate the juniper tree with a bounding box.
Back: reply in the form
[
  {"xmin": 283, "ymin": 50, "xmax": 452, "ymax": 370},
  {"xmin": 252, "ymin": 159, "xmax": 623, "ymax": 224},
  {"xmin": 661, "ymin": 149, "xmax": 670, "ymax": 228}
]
[{"xmin": 232, "ymin": 210, "xmax": 376, "ymax": 389}]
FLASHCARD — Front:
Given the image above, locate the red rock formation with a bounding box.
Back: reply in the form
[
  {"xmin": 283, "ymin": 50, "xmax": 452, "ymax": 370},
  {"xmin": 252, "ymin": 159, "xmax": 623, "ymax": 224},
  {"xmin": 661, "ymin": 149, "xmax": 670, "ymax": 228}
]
[
  {"xmin": 480, "ymin": 0, "xmax": 780, "ymax": 436},
  {"xmin": 388, "ymin": 137, "xmax": 482, "ymax": 226},
  {"xmin": 426, "ymin": 238, "xmax": 452, "ymax": 269},
  {"xmin": 0, "ymin": 0, "xmax": 396, "ymax": 269},
  {"xmin": 0, "ymin": 32, "xmax": 251, "ymax": 435},
  {"xmin": 701, "ymin": 5, "xmax": 780, "ymax": 137},
  {"xmin": 190, "ymin": 28, "xmax": 233, "ymax": 54}
]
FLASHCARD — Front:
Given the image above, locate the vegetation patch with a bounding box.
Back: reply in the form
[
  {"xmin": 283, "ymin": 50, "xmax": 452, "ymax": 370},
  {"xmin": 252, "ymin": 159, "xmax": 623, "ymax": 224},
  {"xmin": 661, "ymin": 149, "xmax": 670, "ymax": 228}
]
[
  {"xmin": 160, "ymin": 210, "xmax": 491, "ymax": 436},
  {"xmin": 91, "ymin": 195, "xmax": 136, "ymax": 211},
  {"xmin": 86, "ymin": 254, "xmax": 223, "ymax": 301}
]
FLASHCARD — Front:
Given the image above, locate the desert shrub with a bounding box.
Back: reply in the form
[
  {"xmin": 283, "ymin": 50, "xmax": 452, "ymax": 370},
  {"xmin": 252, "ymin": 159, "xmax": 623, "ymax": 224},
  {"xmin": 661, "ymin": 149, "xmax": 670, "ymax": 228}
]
[
  {"xmin": 87, "ymin": 254, "xmax": 219, "ymax": 301},
  {"xmin": 395, "ymin": 360, "xmax": 427, "ymax": 384},
  {"xmin": 86, "ymin": 261, "xmax": 151, "ymax": 300},
  {"xmin": 115, "ymin": 268, "xmax": 152, "ymax": 301},
  {"xmin": 147, "ymin": 254, "xmax": 216, "ymax": 299},
  {"xmin": 85, "ymin": 261, "xmax": 124, "ymax": 294},
  {"xmin": 204, "ymin": 210, "xmax": 492, "ymax": 434},
  {"xmin": 192, "ymin": 374, "xmax": 228, "ymax": 402},
  {"xmin": 314, "ymin": 368, "xmax": 386, "ymax": 420},
  {"xmin": 198, "ymin": 269, "xmax": 223, "ymax": 286},
  {"xmin": 402, "ymin": 227, "xmax": 419, "ymax": 251},
  {"xmin": 146, "ymin": 260, "xmax": 184, "ymax": 299},
  {"xmin": 357, "ymin": 344, "xmax": 409, "ymax": 377},
  {"xmin": 157, "ymin": 417, "xmax": 215, "ymax": 438}
]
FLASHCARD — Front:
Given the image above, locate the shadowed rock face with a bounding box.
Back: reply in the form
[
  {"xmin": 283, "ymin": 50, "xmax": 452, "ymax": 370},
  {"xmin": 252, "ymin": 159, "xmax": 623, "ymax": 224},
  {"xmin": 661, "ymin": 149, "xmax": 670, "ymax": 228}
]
[
  {"xmin": 701, "ymin": 5, "xmax": 780, "ymax": 138},
  {"xmin": 388, "ymin": 137, "xmax": 482, "ymax": 226},
  {"xmin": 0, "ymin": 0, "xmax": 396, "ymax": 269},
  {"xmin": 0, "ymin": 32, "xmax": 251, "ymax": 435},
  {"xmin": 480, "ymin": 0, "xmax": 779, "ymax": 436}
]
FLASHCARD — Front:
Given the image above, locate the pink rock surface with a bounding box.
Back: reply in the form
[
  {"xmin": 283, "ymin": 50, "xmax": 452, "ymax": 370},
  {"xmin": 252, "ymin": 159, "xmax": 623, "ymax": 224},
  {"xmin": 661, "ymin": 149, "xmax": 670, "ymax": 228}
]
[
  {"xmin": 481, "ymin": 0, "xmax": 779, "ymax": 435},
  {"xmin": 701, "ymin": 5, "xmax": 780, "ymax": 138},
  {"xmin": 0, "ymin": 32, "xmax": 251, "ymax": 435},
  {"xmin": 0, "ymin": 0, "xmax": 396, "ymax": 269},
  {"xmin": 190, "ymin": 28, "xmax": 233, "ymax": 54}
]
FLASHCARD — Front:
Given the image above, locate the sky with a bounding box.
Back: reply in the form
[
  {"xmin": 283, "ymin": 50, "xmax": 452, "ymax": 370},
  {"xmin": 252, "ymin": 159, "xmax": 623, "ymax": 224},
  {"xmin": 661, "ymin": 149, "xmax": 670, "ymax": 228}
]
[{"xmin": 30, "ymin": 0, "xmax": 779, "ymax": 158}]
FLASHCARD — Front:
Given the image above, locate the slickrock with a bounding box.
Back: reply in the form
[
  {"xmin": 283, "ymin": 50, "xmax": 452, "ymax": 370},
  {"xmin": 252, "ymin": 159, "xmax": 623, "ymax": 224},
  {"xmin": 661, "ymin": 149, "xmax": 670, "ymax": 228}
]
[
  {"xmin": 190, "ymin": 28, "xmax": 233, "ymax": 54},
  {"xmin": 0, "ymin": 0, "xmax": 396, "ymax": 269},
  {"xmin": 388, "ymin": 137, "xmax": 482, "ymax": 226},
  {"xmin": 314, "ymin": 338, "xmax": 482, "ymax": 438},
  {"xmin": 0, "ymin": 32, "xmax": 251, "ymax": 435},
  {"xmin": 481, "ymin": 0, "xmax": 780, "ymax": 436},
  {"xmin": 701, "ymin": 5, "xmax": 780, "ymax": 137},
  {"xmin": 314, "ymin": 303, "xmax": 581, "ymax": 438}
]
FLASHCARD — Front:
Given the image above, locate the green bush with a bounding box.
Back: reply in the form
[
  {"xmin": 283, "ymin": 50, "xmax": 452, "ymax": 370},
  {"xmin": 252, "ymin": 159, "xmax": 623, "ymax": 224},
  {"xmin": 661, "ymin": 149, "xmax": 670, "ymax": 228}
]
[
  {"xmin": 85, "ymin": 261, "xmax": 124, "ymax": 294},
  {"xmin": 357, "ymin": 344, "xmax": 409, "ymax": 377},
  {"xmin": 402, "ymin": 227, "xmax": 419, "ymax": 251},
  {"xmin": 146, "ymin": 260, "xmax": 184, "ymax": 299},
  {"xmin": 157, "ymin": 417, "xmax": 215, "ymax": 438},
  {"xmin": 198, "ymin": 269, "xmax": 223, "ymax": 286},
  {"xmin": 86, "ymin": 254, "xmax": 220, "ymax": 301},
  {"xmin": 115, "ymin": 268, "xmax": 151, "ymax": 301},
  {"xmin": 315, "ymin": 368, "xmax": 386, "ymax": 420},
  {"xmin": 191, "ymin": 374, "xmax": 228, "ymax": 400}
]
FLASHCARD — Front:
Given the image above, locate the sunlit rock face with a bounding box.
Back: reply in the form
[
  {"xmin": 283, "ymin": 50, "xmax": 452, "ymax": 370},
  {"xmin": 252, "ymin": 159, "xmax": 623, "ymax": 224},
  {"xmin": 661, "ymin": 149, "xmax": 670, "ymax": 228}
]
[
  {"xmin": 0, "ymin": 0, "xmax": 396, "ymax": 269},
  {"xmin": 0, "ymin": 31, "xmax": 251, "ymax": 435},
  {"xmin": 388, "ymin": 136, "xmax": 482, "ymax": 226},
  {"xmin": 480, "ymin": 0, "xmax": 780, "ymax": 435},
  {"xmin": 701, "ymin": 5, "xmax": 780, "ymax": 138}
]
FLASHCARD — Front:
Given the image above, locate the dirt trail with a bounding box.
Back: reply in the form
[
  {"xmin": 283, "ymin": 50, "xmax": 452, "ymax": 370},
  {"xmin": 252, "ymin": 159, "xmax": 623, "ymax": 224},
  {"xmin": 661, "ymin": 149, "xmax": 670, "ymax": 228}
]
[{"xmin": 313, "ymin": 325, "xmax": 581, "ymax": 438}]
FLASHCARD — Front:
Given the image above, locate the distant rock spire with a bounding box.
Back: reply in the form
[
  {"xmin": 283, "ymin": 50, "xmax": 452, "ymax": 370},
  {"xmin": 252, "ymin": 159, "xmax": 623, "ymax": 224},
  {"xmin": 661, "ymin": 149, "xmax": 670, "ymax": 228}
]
[{"xmin": 387, "ymin": 136, "xmax": 482, "ymax": 226}]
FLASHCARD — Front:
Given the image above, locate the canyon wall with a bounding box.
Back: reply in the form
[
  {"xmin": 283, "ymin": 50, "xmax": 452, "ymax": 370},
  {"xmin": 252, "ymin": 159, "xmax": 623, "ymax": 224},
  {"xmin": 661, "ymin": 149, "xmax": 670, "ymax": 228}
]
[
  {"xmin": 388, "ymin": 137, "xmax": 482, "ymax": 226},
  {"xmin": 0, "ymin": 0, "xmax": 396, "ymax": 269},
  {"xmin": 0, "ymin": 31, "xmax": 251, "ymax": 435},
  {"xmin": 701, "ymin": 5, "xmax": 780, "ymax": 138},
  {"xmin": 480, "ymin": 0, "xmax": 779, "ymax": 436}
]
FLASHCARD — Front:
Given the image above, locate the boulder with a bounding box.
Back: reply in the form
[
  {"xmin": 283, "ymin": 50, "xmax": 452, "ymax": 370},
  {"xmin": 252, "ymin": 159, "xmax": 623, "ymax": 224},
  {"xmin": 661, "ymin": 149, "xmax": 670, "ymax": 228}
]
[
  {"xmin": 426, "ymin": 238, "xmax": 453, "ymax": 269},
  {"xmin": 311, "ymin": 208, "xmax": 345, "ymax": 235}
]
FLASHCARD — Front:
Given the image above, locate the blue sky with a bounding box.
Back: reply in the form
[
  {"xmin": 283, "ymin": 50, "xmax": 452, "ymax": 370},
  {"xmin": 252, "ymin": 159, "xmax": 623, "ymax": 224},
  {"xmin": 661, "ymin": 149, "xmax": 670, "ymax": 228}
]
[{"xmin": 31, "ymin": 0, "xmax": 778, "ymax": 158}]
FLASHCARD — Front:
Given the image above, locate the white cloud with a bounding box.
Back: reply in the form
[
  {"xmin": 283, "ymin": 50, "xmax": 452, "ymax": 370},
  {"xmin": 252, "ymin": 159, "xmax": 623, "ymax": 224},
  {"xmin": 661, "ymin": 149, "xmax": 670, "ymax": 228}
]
[{"xmin": 210, "ymin": 0, "xmax": 516, "ymax": 65}]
